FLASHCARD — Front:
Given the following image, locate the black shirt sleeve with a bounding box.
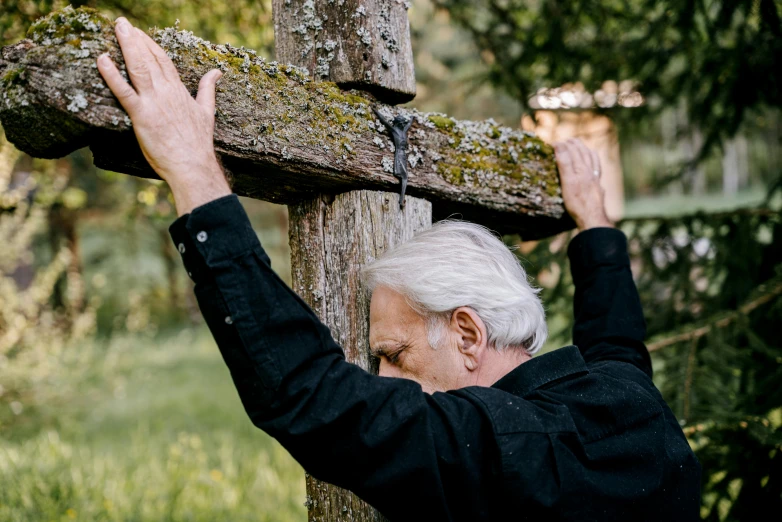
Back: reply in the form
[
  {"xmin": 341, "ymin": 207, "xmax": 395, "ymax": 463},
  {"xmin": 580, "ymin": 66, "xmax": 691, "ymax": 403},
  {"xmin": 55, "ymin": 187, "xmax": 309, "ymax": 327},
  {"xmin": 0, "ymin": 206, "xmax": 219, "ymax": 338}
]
[
  {"xmin": 567, "ymin": 227, "xmax": 652, "ymax": 377},
  {"xmin": 168, "ymin": 194, "xmax": 502, "ymax": 521}
]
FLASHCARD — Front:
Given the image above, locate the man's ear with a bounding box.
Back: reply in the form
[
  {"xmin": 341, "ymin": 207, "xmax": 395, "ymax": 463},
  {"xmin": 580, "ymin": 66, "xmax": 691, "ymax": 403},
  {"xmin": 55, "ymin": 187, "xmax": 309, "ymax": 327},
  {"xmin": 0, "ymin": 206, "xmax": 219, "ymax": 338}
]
[{"xmin": 450, "ymin": 307, "xmax": 489, "ymax": 371}]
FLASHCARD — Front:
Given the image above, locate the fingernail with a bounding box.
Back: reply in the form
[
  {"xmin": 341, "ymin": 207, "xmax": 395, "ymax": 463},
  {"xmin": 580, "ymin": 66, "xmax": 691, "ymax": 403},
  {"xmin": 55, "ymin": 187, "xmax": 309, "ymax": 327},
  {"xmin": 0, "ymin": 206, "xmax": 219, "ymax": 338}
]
[
  {"xmin": 116, "ymin": 18, "xmax": 129, "ymax": 35},
  {"xmin": 98, "ymin": 53, "xmax": 109, "ymax": 64}
]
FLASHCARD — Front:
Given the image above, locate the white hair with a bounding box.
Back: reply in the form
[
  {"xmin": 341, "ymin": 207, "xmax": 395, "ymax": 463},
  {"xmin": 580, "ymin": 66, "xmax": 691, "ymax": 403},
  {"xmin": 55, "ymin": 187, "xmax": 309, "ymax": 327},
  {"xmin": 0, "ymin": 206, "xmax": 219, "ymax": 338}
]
[{"xmin": 361, "ymin": 219, "xmax": 547, "ymax": 355}]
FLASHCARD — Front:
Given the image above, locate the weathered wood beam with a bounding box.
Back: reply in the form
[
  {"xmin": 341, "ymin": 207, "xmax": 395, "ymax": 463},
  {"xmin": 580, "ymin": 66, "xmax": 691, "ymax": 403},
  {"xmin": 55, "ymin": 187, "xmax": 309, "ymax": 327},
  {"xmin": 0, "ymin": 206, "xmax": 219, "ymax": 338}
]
[{"xmin": 0, "ymin": 6, "xmax": 573, "ymax": 238}]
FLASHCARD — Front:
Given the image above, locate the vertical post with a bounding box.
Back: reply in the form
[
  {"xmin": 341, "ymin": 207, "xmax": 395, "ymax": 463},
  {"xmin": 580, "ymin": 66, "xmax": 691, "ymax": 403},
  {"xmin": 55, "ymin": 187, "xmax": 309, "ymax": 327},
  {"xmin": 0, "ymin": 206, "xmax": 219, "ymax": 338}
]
[
  {"xmin": 274, "ymin": 0, "xmax": 421, "ymax": 516},
  {"xmin": 273, "ymin": 0, "xmax": 416, "ymax": 104},
  {"xmin": 289, "ymin": 191, "xmax": 431, "ymax": 521}
]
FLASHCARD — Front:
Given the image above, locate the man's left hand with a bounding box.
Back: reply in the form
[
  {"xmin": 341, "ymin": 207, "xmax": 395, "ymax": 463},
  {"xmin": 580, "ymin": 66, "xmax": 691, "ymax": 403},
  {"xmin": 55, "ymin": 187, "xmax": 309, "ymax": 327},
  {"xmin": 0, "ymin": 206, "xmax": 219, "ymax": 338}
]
[{"xmin": 97, "ymin": 17, "xmax": 231, "ymax": 215}]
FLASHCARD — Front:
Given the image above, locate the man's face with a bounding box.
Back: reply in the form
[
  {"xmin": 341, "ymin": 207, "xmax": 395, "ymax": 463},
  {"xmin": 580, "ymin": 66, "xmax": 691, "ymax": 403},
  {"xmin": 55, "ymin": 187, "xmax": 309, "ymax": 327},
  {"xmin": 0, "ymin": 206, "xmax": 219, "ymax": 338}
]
[{"xmin": 369, "ymin": 286, "xmax": 467, "ymax": 393}]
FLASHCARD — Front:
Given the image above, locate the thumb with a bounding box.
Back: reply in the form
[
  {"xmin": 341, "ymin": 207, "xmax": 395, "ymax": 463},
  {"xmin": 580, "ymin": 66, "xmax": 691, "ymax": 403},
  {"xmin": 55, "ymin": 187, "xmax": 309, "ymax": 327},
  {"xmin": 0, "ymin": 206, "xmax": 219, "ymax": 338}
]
[{"xmin": 196, "ymin": 69, "xmax": 223, "ymax": 115}]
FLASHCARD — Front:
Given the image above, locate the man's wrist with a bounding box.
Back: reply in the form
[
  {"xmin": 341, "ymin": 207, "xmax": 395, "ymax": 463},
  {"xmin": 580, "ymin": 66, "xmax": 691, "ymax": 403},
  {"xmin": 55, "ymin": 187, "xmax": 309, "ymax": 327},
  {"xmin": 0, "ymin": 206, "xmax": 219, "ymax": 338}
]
[
  {"xmin": 575, "ymin": 213, "xmax": 614, "ymax": 232},
  {"xmin": 169, "ymin": 166, "xmax": 232, "ymax": 216},
  {"xmin": 578, "ymin": 220, "xmax": 614, "ymax": 232}
]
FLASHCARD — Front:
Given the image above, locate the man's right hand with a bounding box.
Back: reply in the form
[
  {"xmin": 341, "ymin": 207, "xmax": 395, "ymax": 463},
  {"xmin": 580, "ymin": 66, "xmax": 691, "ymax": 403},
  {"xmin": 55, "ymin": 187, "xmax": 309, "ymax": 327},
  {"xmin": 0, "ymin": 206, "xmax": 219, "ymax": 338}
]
[
  {"xmin": 97, "ymin": 17, "xmax": 231, "ymax": 216},
  {"xmin": 553, "ymin": 138, "xmax": 613, "ymax": 231}
]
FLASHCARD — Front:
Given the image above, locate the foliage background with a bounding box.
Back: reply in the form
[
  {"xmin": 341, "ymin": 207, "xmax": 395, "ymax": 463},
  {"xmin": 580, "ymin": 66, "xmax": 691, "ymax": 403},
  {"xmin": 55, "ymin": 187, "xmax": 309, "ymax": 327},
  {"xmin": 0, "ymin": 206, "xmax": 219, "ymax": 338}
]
[{"xmin": 1, "ymin": 1, "xmax": 781, "ymax": 520}]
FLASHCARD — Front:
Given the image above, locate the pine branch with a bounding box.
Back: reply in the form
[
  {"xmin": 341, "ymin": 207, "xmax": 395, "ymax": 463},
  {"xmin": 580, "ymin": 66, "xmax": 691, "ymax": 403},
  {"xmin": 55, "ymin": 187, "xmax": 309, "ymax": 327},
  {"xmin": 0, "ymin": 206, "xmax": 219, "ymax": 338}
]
[
  {"xmin": 681, "ymin": 337, "xmax": 698, "ymax": 421},
  {"xmin": 647, "ymin": 279, "xmax": 782, "ymax": 352}
]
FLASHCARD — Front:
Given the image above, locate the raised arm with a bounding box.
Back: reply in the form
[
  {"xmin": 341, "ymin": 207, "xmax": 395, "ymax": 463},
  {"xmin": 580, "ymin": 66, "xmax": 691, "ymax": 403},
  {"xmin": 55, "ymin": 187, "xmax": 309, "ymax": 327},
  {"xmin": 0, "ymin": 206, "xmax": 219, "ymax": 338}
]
[
  {"xmin": 554, "ymin": 139, "xmax": 652, "ymax": 376},
  {"xmin": 167, "ymin": 195, "xmax": 502, "ymax": 520},
  {"xmin": 96, "ymin": 18, "xmax": 505, "ymax": 520}
]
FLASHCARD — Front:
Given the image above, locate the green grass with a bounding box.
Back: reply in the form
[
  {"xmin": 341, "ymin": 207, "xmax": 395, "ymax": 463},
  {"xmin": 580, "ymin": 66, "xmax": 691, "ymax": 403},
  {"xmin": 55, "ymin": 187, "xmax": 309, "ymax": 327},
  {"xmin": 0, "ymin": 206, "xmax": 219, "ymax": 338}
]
[{"xmin": 0, "ymin": 327, "xmax": 306, "ymax": 521}]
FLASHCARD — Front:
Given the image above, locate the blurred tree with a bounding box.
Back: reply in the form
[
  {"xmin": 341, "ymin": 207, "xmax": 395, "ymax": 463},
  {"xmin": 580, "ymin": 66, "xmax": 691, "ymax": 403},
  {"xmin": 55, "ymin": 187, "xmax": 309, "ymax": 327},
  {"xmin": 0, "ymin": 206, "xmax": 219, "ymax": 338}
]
[
  {"xmin": 404, "ymin": 0, "xmax": 525, "ymax": 126},
  {"xmin": 0, "ymin": 127, "xmax": 97, "ymax": 425},
  {"xmin": 0, "ymin": 0, "xmax": 282, "ymax": 338},
  {"xmin": 0, "ymin": 0, "xmax": 283, "ymax": 424},
  {"xmin": 1, "ymin": 0, "xmax": 275, "ymax": 53},
  {"xmin": 434, "ymin": 0, "xmax": 782, "ymax": 171}
]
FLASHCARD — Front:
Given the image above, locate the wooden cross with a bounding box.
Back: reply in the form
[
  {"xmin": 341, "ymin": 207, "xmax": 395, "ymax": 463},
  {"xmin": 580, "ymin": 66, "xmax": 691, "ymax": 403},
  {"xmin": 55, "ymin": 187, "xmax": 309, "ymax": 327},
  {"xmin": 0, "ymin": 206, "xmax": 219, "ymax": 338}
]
[{"xmin": 0, "ymin": 4, "xmax": 573, "ymax": 520}]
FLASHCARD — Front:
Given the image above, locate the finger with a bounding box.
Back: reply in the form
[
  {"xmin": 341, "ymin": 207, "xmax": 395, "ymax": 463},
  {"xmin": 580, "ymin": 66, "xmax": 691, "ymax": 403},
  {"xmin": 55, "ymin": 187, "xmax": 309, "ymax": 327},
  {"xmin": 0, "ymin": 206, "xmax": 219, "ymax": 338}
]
[
  {"xmin": 134, "ymin": 27, "xmax": 181, "ymax": 83},
  {"xmin": 554, "ymin": 141, "xmax": 574, "ymax": 177},
  {"xmin": 113, "ymin": 17, "xmax": 159, "ymax": 93},
  {"xmin": 97, "ymin": 52, "xmax": 140, "ymax": 113},
  {"xmin": 196, "ymin": 69, "xmax": 224, "ymax": 116},
  {"xmin": 553, "ymin": 141, "xmax": 569, "ymax": 164},
  {"xmin": 567, "ymin": 138, "xmax": 591, "ymax": 173},
  {"xmin": 590, "ymin": 148, "xmax": 601, "ymax": 178}
]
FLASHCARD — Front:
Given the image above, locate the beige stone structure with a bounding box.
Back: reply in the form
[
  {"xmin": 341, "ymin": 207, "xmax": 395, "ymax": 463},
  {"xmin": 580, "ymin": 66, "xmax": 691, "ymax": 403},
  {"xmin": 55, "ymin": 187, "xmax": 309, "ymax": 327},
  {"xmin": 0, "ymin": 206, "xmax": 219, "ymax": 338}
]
[{"xmin": 522, "ymin": 81, "xmax": 643, "ymax": 222}]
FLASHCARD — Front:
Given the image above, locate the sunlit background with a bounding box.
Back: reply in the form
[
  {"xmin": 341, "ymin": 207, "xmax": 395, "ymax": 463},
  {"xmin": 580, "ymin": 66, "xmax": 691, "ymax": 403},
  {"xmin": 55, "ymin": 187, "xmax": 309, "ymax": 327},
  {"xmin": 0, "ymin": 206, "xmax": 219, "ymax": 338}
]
[{"xmin": 1, "ymin": 1, "xmax": 781, "ymax": 520}]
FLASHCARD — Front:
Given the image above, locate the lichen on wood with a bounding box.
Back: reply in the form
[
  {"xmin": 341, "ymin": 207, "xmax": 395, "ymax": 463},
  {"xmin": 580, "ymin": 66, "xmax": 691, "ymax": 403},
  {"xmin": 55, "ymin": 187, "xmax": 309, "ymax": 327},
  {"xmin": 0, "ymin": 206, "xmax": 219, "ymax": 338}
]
[
  {"xmin": 273, "ymin": 0, "xmax": 416, "ymax": 104},
  {"xmin": 0, "ymin": 5, "xmax": 573, "ymax": 238}
]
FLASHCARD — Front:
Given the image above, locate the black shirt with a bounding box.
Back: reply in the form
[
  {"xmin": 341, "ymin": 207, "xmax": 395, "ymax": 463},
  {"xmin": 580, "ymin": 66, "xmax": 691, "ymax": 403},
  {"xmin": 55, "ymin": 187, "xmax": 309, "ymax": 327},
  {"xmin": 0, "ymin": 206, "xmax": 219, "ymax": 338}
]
[{"xmin": 169, "ymin": 194, "xmax": 701, "ymax": 521}]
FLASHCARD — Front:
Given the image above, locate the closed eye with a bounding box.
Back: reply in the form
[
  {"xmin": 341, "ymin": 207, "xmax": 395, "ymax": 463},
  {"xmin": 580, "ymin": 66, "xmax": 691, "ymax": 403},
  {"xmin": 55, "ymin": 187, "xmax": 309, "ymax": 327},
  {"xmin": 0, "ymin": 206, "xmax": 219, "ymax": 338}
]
[
  {"xmin": 386, "ymin": 343, "xmax": 409, "ymax": 365},
  {"xmin": 370, "ymin": 342, "xmax": 408, "ymax": 365}
]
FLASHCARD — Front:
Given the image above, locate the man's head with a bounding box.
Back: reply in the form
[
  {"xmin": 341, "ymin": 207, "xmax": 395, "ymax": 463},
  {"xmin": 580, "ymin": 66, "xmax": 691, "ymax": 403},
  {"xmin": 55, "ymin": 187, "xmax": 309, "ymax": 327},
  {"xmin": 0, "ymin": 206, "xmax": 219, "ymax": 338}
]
[{"xmin": 362, "ymin": 220, "xmax": 547, "ymax": 393}]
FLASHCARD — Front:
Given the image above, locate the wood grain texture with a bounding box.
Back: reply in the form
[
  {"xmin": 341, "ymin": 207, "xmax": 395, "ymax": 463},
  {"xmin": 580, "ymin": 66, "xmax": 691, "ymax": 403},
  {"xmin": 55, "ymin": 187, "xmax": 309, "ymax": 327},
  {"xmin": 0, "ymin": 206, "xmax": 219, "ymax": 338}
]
[
  {"xmin": 288, "ymin": 190, "xmax": 432, "ymax": 522},
  {"xmin": 273, "ymin": 0, "xmax": 416, "ymax": 104},
  {"xmin": 0, "ymin": 6, "xmax": 573, "ymax": 238}
]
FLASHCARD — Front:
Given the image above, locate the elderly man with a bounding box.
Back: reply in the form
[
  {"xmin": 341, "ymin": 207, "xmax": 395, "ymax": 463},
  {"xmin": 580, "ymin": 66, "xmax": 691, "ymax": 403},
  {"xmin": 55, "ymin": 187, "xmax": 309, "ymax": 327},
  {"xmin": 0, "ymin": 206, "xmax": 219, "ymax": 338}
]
[{"xmin": 97, "ymin": 17, "xmax": 702, "ymax": 521}]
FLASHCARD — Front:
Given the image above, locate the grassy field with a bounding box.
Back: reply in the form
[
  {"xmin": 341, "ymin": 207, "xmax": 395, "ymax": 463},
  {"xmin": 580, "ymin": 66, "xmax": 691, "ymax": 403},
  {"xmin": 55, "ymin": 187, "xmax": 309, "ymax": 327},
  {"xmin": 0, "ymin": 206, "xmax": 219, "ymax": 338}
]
[{"xmin": 0, "ymin": 327, "xmax": 306, "ymax": 521}]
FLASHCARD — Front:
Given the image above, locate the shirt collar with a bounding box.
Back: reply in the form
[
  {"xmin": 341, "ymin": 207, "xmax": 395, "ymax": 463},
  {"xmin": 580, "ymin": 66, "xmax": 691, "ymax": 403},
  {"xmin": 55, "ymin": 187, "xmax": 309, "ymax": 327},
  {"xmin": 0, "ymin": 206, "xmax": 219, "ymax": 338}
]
[{"xmin": 491, "ymin": 345, "xmax": 589, "ymax": 397}]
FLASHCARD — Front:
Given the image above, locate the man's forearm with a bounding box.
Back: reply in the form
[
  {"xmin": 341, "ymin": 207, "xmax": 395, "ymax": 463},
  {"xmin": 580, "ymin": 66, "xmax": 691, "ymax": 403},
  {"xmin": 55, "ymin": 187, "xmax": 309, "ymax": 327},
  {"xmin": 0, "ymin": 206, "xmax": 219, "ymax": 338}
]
[
  {"xmin": 567, "ymin": 227, "xmax": 652, "ymax": 376},
  {"xmin": 168, "ymin": 194, "xmax": 333, "ymax": 392},
  {"xmin": 167, "ymin": 195, "xmax": 500, "ymax": 520},
  {"xmin": 169, "ymin": 159, "xmax": 232, "ymax": 217}
]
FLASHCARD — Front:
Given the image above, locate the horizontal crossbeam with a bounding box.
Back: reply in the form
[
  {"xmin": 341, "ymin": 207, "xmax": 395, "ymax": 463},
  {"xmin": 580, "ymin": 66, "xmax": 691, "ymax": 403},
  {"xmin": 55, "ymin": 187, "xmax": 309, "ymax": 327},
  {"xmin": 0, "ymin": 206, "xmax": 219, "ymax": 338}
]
[{"xmin": 0, "ymin": 6, "xmax": 573, "ymax": 238}]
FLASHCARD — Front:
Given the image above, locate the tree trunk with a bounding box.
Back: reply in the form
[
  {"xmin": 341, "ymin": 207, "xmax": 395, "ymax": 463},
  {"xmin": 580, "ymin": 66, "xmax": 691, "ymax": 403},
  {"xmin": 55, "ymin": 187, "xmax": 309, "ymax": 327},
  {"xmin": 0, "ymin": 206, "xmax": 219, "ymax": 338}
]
[{"xmin": 288, "ymin": 190, "xmax": 431, "ymax": 521}]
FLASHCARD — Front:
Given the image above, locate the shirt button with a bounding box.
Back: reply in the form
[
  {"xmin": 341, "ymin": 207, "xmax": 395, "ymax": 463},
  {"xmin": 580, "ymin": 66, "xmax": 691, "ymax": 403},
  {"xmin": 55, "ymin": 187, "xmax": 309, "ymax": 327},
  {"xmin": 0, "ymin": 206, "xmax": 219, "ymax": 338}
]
[
  {"xmin": 197, "ymin": 231, "xmax": 208, "ymax": 242},
  {"xmin": 225, "ymin": 316, "xmax": 233, "ymax": 325},
  {"xmin": 177, "ymin": 243, "xmax": 186, "ymax": 254}
]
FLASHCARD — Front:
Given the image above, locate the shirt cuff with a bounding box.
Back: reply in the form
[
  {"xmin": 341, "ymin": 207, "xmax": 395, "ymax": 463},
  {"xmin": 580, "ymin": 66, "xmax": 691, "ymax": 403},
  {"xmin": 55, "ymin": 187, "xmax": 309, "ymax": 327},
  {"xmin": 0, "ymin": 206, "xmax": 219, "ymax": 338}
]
[
  {"xmin": 566, "ymin": 227, "xmax": 630, "ymax": 282},
  {"xmin": 169, "ymin": 194, "xmax": 262, "ymax": 282}
]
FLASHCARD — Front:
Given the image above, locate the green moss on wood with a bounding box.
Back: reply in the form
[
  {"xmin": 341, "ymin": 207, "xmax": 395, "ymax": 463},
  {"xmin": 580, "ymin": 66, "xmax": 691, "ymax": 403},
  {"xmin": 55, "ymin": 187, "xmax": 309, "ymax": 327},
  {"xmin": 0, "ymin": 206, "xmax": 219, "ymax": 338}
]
[
  {"xmin": 438, "ymin": 164, "xmax": 465, "ymax": 185},
  {"xmin": 26, "ymin": 6, "xmax": 108, "ymax": 44},
  {"xmin": 1, "ymin": 65, "xmax": 25, "ymax": 86},
  {"xmin": 429, "ymin": 114, "xmax": 455, "ymax": 131},
  {"xmin": 19, "ymin": 6, "xmax": 379, "ymax": 159}
]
